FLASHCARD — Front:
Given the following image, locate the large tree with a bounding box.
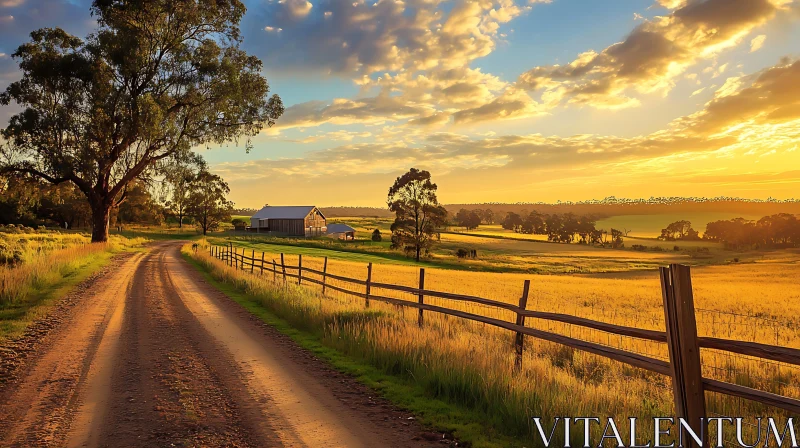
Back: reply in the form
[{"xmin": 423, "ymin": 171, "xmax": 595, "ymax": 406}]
[
  {"xmin": 163, "ymin": 152, "xmax": 206, "ymax": 228},
  {"xmin": 387, "ymin": 168, "xmax": 448, "ymax": 262},
  {"xmin": 0, "ymin": 0, "xmax": 283, "ymax": 242},
  {"xmin": 186, "ymin": 170, "xmax": 232, "ymax": 235}
]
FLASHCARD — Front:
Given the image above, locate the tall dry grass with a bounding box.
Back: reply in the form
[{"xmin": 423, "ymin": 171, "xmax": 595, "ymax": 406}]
[
  {"xmin": 200, "ymin": 243, "xmax": 800, "ymax": 446},
  {"xmin": 0, "ymin": 232, "xmax": 144, "ymax": 304}
]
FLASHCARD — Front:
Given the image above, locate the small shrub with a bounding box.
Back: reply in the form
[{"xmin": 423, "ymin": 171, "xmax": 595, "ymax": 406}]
[
  {"xmin": 631, "ymin": 244, "xmax": 647, "ymax": 251},
  {"xmin": 673, "ymin": 245, "xmax": 680, "ymax": 252},
  {"xmin": 371, "ymin": 229, "xmax": 382, "ymax": 242}
]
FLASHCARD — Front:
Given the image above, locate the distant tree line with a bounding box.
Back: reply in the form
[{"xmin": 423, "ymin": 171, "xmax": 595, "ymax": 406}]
[
  {"xmin": 704, "ymin": 214, "xmax": 800, "ymax": 248},
  {"xmin": 499, "ymin": 211, "xmax": 624, "ymax": 246}
]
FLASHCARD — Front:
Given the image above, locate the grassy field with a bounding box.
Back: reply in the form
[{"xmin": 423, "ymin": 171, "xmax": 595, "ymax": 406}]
[
  {"xmin": 0, "ymin": 231, "xmax": 146, "ymax": 341},
  {"xmin": 190, "ymin": 240, "xmax": 799, "ymax": 446},
  {"xmin": 214, "ymin": 221, "xmax": 755, "ymax": 274}
]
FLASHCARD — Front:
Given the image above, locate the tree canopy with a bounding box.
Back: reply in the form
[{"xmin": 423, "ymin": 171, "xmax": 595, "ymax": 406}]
[
  {"xmin": 455, "ymin": 208, "xmax": 482, "ymax": 230},
  {"xmin": 0, "ymin": 0, "xmax": 283, "ymax": 242},
  {"xmin": 387, "ymin": 168, "xmax": 448, "ymax": 262},
  {"xmin": 659, "ymin": 220, "xmax": 700, "ymax": 241},
  {"xmin": 186, "ymin": 170, "xmax": 232, "ymax": 235},
  {"xmin": 163, "ymin": 152, "xmax": 206, "ymax": 228},
  {"xmin": 705, "ymin": 214, "xmax": 800, "ymax": 248}
]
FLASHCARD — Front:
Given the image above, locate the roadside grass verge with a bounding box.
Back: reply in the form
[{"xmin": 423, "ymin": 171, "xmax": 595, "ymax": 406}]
[
  {"xmin": 181, "ymin": 246, "xmax": 520, "ymax": 448},
  {"xmin": 183, "ymin": 242, "xmax": 683, "ymax": 448},
  {"xmin": 0, "ymin": 234, "xmax": 146, "ymax": 341}
]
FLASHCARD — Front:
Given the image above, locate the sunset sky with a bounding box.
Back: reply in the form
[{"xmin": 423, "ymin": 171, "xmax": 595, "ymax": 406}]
[{"xmin": 2, "ymin": 0, "xmax": 800, "ymax": 207}]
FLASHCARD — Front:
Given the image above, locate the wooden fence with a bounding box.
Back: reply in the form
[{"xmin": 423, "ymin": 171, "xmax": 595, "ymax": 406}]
[{"xmin": 209, "ymin": 243, "xmax": 800, "ymax": 445}]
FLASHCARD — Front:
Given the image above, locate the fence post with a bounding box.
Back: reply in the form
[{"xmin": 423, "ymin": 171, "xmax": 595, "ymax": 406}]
[
  {"xmin": 365, "ymin": 263, "xmax": 372, "ymax": 308},
  {"xmin": 229, "ymin": 243, "xmax": 233, "ymax": 267},
  {"xmin": 251, "ymin": 250, "xmax": 255, "ymax": 273},
  {"xmin": 321, "ymin": 257, "xmax": 328, "ymax": 295},
  {"xmin": 260, "ymin": 252, "xmax": 265, "ymax": 275},
  {"xmin": 660, "ymin": 264, "xmax": 706, "ymax": 448},
  {"xmin": 272, "ymin": 259, "xmax": 277, "ymax": 282},
  {"xmin": 298, "ymin": 254, "xmax": 303, "ymax": 285},
  {"xmin": 514, "ymin": 280, "xmax": 531, "ymax": 373},
  {"xmin": 280, "ymin": 253, "xmax": 286, "ymax": 282},
  {"xmin": 418, "ymin": 268, "xmax": 425, "ymax": 328}
]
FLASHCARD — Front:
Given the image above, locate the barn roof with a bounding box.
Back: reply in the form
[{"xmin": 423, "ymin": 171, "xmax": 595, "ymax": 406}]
[
  {"xmin": 326, "ymin": 224, "xmax": 356, "ymax": 234},
  {"xmin": 252, "ymin": 206, "xmax": 322, "ymax": 220}
]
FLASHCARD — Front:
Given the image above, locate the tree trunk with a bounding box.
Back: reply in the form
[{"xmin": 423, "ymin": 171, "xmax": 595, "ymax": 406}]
[
  {"xmin": 415, "ymin": 245, "xmax": 421, "ymax": 262},
  {"xmin": 90, "ymin": 201, "xmax": 111, "ymax": 243}
]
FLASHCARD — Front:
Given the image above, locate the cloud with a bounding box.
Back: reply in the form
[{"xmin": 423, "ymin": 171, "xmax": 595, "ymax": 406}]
[
  {"xmin": 280, "ymin": 0, "xmax": 313, "ymax": 20},
  {"xmin": 451, "ymin": 88, "xmax": 544, "ymax": 123},
  {"xmin": 290, "ymin": 130, "xmax": 373, "ymax": 143},
  {"xmin": 216, "ymin": 59, "xmax": 800, "ymax": 206},
  {"xmin": 682, "ymin": 58, "xmax": 800, "ymax": 134},
  {"xmin": 221, "ymin": 58, "xmax": 800, "ymax": 194},
  {"xmin": 518, "ymin": 0, "xmax": 791, "ymax": 109},
  {"xmin": 241, "ymin": 0, "xmax": 550, "ymax": 132},
  {"xmin": 244, "ymin": 0, "xmax": 526, "ymax": 77},
  {"xmin": 750, "ymin": 34, "xmax": 767, "ymax": 52},
  {"xmin": 273, "ymin": 95, "xmax": 436, "ymax": 131},
  {"xmin": 407, "ymin": 113, "xmax": 451, "ymax": 127}
]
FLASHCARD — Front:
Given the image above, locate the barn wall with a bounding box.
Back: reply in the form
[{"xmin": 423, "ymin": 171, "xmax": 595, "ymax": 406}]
[
  {"xmin": 304, "ymin": 210, "xmax": 326, "ymax": 237},
  {"xmin": 269, "ymin": 219, "xmax": 305, "ymax": 236}
]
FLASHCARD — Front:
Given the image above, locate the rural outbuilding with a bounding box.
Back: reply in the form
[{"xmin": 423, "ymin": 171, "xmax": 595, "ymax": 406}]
[
  {"xmin": 250, "ymin": 206, "xmax": 327, "ymax": 237},
  {"xmin": 326, "ymin": 223, "xmax": 356, "ymax": 240}
]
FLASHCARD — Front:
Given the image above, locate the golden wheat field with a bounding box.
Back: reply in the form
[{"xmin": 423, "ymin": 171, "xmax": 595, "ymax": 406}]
[{"xmin": 203, "ymin": 240, "xmax": 800, "ymax": 446}]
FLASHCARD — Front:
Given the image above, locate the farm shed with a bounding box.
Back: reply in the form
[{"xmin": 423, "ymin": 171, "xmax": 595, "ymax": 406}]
[
  {"xmin": 326, "ymin": 223, "xmax": 356, "ymax": 240},
  {"xmin": 250, "ymin": 206, "xmax": 327, "ymax": 237}
]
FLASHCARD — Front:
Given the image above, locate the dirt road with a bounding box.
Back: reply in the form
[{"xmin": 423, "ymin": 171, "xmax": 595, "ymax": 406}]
[{"xmin": 0, "ymin": 243, "xmax": 443, "ymax": 447}]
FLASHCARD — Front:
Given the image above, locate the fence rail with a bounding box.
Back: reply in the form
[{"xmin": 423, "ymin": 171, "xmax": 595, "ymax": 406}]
[{"xmin": 209, "ymin": 243, "xmax": 800, "ymax": 438}]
